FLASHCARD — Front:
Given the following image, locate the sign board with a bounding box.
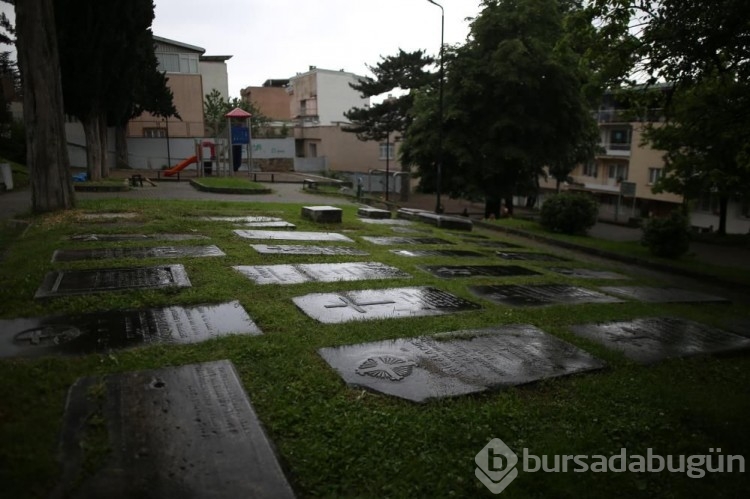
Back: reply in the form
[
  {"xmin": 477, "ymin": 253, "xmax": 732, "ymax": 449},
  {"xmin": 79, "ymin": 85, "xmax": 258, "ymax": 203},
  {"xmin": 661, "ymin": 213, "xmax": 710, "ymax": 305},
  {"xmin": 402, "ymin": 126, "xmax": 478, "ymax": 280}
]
[
  {"xmin": 231, "ymin": 125, "xmax": 250, "ymax": 145},
  {"xmin": 620, "ymin": 181, "xmax": 636, "ymax": 197}
]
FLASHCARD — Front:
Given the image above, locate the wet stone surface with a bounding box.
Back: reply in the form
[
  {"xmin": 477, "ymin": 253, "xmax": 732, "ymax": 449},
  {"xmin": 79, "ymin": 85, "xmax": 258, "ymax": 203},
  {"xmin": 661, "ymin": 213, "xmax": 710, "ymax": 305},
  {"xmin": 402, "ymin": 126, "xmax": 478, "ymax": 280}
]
[
  {"xmin": 239, "ymin": 221, "xmax": 296, "ymax": 229},
  {"xmin": 496, "ymin": 251, "xmax": 570, "ymax": 262},
  {"xmin": 390, "ymin": 249, "xmax": 486, "ymax": 258},
  {"xmin": 599, "ymin": 286, "xmax": 730, "ymax": 304},
  {"xmin": 70, "ymin": 233, "xmax": 209, "ymax": 242},
  {"xmin": 362, "ymin": 236, "xmax": 455, "ymax": 246},
  {"xmin": 293, "ymin": 286, "xmax": 481, "ymax": 324},
  {"xmin": 549, "ymin": 268, "xmax": 630, "ymax": 279},
  {"xmin": 234, "ymin": 229, "xmax": 354, "ymax": 242},
  {"xmin": 301, "ymin": 205, "xmax": 342, "ymax": 223},
  {"xmin": 251, "ymin": 244, "xmax": 369, "ymax": 256},
  {"xmin": 469, "ymin": 284, "xmax": 624, "ymax": 307},
  {"xmin": 234, "ymin": 262, "xmax": 410, "ymax": 285},
  {"xmin": 35, "ymin": 264, "xmax": 191, "ymax": 299},
  {"xmin": 52, "ymin": 245, "xmax": 225, "ymax": 262},
  {"xmin": 0, "ymin": 301, "xmax": 260, "ymax": 358},
  {"xmin": 569, "ymin": 317, "xmax": 750, "ymax": 364},
  {"xmin": 357, "ymin": 207, "xmax": 391, "ymax": 219},
  {"xmin": 318, "ymin": 325, "xmax": 606, "ymax": 402},
  {"xmin": 57, "ymin": 360, "xmax": 295, "ymax": 498},
  {"xmin": 419, "ymin": 265, "xmax": 542, "ymax": 278}
]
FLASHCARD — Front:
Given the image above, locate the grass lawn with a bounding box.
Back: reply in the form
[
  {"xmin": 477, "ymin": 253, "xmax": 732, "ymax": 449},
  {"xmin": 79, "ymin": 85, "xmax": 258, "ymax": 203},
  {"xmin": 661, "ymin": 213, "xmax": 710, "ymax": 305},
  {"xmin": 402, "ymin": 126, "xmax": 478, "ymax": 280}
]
[{"xmin": 1, "ymin": 199, "xmax": 748, "ymax": 498}]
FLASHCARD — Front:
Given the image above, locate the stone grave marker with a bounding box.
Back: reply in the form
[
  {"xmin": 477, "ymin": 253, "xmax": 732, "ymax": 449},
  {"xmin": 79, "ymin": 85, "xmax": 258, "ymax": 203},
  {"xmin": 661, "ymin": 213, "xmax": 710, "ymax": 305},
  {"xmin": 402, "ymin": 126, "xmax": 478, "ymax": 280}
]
[
  {"xmin": 496, "ymin": 251, "xmax": 570, "ymax": 262},
  {"xmin": 598, "ymin": 286, "xmax": 730, "ymax": 304},
  {"xmin": 362, "ymin": 236, "xmax": 455, "ymax": 246},
  {"xmin": 70, "ymin": 233, "xmax": 209, "ymax": 242},
  {"xmin": 357, "ymin": 207, "xmax": 391, "ymax": 219},
  {"xmin": 473, "ymin": 241, "xmax": 522, "ymax": 249},
  {"xmin": 52, "ymin": 245, "xmax": 225, "ymax": 262},
  {"xmin": 469, "ymin": 284, "xmax": 624, "ymax": 307},
  {"xmin": 420, "ymin": 265, "xmax": 541, "ymax": 278},
  {"xmin": 234, "ymin": 262, "xmax": 410, "ymax": 285},
  {"xmin": 234, "ymin": 229, "xmax": 354, "ymax": 242},
  {"xmin": 240, "ymin": 221, "xmax": 296, "ymax": 229},
  {"xmin": 56, "ymin": 360, "xmax": 295, "ymax": 498},
  {"xmin": 293, "ymin": 286, "xmax": 481, "ymax": 324},
  {"xmin": 251, "ymin": 244, "xmax": 369, "ymax": 256},
  {"xmin": 550, "ymin": 268, "xmax": 629, "ymax": 280},
  {"xmin": 0, "ymin": 301, "xmax": 260, "ymax": 358},
  {"xmin": 301, "ymin": 205, "xmax": 342, "ymax": 223},
  {"xmin": 390, "ymin": 249, "xmax": 486, "ymax": 258},
  {"xmin": 359, "ymin": 218, "xmax": 414, "ymax": 226},
  {"xmin": 200, "ymin": 216, "xmax": 283, "ymax": 223},
  {"xmin": 318, "ymin": 325, "xmax": 606, "ymax": 402},
  {"xmin": 79, "ymin": 212, "xmax": 138, "ymax": 220},
  {"xmin": 391, "ymin": 227, "xmax": 428, "ymax": 234},
  {"xmin": 35, "ymin": 264, "xmax": 191, "ymax": 299},
  {"xmin": 569, "ymin": 317, "xmax": 750, "ymax": 364}
]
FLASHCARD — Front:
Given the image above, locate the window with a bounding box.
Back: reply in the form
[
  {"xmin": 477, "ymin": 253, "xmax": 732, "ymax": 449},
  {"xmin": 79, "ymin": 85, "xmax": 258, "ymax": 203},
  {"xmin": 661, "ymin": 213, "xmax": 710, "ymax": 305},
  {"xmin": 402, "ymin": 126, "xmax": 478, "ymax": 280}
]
[
  {"xmin": 608, "ymin": 164, "xmax": 628, "ymax": 181},
  {"xmin": 156, "ymin": 52, "xmax": 198, "ymax": 74},
  {"xmin": 379, "ymin": 142, "xmax": 395, "ymax": 160},
  {"xmin": 609, "ymin": 128, "xmax": 631, "ymax": 150},
  {"xmin": 309, "ymin": 143, "xmax": 317, "ymax": 157},
  {"xmin": 648, "ymin": 167, "xmax": 662, "ymax": 185},
  {"xmin": 143, "ymin": 128, "xmax": 166, "ymax": 138},
  {"xmin": 583, "ymin": 162, "xmax": 598, "ymax": 178}
]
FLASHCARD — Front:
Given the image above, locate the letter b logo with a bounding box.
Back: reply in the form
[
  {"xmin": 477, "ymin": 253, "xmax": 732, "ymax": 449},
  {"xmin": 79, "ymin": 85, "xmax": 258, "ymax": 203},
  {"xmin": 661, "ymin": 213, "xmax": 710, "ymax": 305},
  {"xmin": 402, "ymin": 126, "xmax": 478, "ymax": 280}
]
[{"xmin": 475, "ymin": 438, "xmax": 519, "ymax": 494}]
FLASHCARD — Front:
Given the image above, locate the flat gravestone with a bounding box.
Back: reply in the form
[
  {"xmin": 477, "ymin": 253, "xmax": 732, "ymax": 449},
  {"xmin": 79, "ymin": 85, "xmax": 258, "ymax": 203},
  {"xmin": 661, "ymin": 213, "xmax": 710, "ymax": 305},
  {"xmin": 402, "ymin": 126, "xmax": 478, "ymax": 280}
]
[
  {"xmin": 391, "ymin": 227, "xmax": 428, "ymax": 234},
  {"xmin": 52, "ymin": 245, "xmax": 225, "ymax": 262},
  {"xmin": 56, "ymin": 360, "xmax": 295, "ymax": 498},
  {"xmin": 390, "ymin": 249, "xmax": 485, "ymax": 258},
  {"xmin": 473, "ymin": 240, "xmax": 522, "ymax": 249},
  {"xmin": 234, "ymin": 229, "xmax": 354, "ymax": 242},
  {"xmin": 598, "ymin": 286, "xmax": 730, "ymax": 304},
  {"xmin": 418, "ymin": 212, "xmax": 473, "ymax": 231},
  {"xmin": 469, "ymin": 284, "xmax": 624, "ymax": 307},
  {"xmin": 241, "ymin": 221, "xmax": 296, "ymax": 229},
  {"xmin": 251, "ymin": 244, "xmax": 369, "ymax": 256},
  {"xmin": 234, "ymin": 262, "xmax": 410, "ymax": 285},
  {"xmin": 301, "ymin": 205, "xmax": 342, "ymax": 223},
  {"xmin": 201, "ymin": 216, "xmax": 282, "ymax": 223},
  {"xmin": 0, "ymin": 301, "xmax": 260, "ymax": 358},
  {"xmin": 497, "ymin": 251, "xmax": 570, "ymax": 262},
  {"xmin": 79, "ymin": 212, "xmax": 138, "ymax": 220},
  {"xmin": 362, "ymin": 236, "xmax": 454, "ymax": 246},
  {"xmin": 357, "ymin": 207, "xmax": 391, "ymax": 219},
  {"xmin": 550, "ymin": 268, "xmax": 629, "ymax": 280},
  {"xmin": 318, "ymin": 325, "xmax": 605, "ymax": 402},
  {"xmin": 359, "ymin": 218, "xmax": 414, "ymax": 226},
  {"xmin": 293, "ymin": 286, "xmax": 481, "ymax": 324},
  {"xmin": 35, "ymin": 264, "xmax": 191, "ymax": 299},
  {"xmin": 569, "ymin": 317, "xmax": 750, "ymax": 365},
  {"xmin": 70, "ymin": 233, "xmax": 209, "ymax": 242},
  {"xmin": 420, "ymin": 265, "xmax": 542, "ymax": 278}
]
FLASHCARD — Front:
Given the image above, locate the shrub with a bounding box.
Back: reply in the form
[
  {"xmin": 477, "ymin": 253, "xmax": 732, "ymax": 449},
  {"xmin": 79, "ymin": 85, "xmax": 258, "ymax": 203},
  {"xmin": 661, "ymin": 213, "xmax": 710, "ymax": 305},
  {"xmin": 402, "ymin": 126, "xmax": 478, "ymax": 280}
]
[
  {"xmin": 540, "ymin": 192, "xmax": 598, "ymax": 235},
  {"xmin": 641, "ymin": 210, "xmax": 691, "ymax": 258}
]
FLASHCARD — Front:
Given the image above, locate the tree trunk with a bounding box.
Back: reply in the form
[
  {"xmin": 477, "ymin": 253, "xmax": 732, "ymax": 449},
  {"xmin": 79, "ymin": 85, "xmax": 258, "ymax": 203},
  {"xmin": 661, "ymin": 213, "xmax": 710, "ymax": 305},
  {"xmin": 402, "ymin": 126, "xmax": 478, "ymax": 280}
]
[
  {"xmin": 115, "ymin": 124, "xmax": 129, "ymax": 168},
  {"xmin": 15, "ymin": 0, "xmax": 75, "ymax": 212},
  {"xmin": 718, "ymin": 195, "xmax": 728, "ymax": 235},
  {"xmin": 82, "ymin": 111, "xmax": 103, "ymax": 181},
  {"xmin": 504, "ymin": 196, "xmax": 514, "ymax": 217}
]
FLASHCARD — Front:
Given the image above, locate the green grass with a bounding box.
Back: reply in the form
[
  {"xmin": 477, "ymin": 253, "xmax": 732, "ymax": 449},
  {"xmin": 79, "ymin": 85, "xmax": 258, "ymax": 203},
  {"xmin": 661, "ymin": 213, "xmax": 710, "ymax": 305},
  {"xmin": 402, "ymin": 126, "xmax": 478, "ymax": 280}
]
[{"xmin": 1, "ymin": 199, "xmax": 749, "ymax": 498}]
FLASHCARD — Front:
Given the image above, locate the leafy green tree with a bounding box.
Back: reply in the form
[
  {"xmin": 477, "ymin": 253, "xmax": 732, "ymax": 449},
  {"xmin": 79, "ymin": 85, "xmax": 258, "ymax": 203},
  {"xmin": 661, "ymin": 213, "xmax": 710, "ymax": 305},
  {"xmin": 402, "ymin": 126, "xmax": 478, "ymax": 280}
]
[{"xmin": 204, "ymin": 90, "xmax": 271, "ymax": 139}]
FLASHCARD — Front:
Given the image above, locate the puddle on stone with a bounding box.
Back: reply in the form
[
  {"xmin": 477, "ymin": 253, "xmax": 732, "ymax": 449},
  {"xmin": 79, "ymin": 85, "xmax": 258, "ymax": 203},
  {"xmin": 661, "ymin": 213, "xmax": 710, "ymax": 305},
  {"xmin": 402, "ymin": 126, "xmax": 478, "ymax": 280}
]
[
  {"xmin": 469, "ymin": 284, "xmax": 624, "ymax": 307},
  {"xmin": 362, "ymin": 236, "xmax": 455, "ymax": 246},
  {"xmin": 390, "ymin": 249, "xmax": 485, "ymax": 258},
  {"xmin": 570, "ymin": 317, "xmax": 750, "ymax": 364},
  {"xmin": 319, "ymin": 325, "xmax": 606, "ymax": 402},
  {"xmin": 52, "ymin": 245, "xmax": 225, "ymax": 262},
  {"xmin": 550, "ymin": 268, "xmax": 629, "ymax": 280},
  {"xmin": 496, "ymin": 251, "xmax": 570, "ymax": 262},
  {"xmin": 250, "ymin": 244, "xmax": 369, "ymax": 256},
  {"xmin": 293, "ymin": 286, "xmax": 481, "ymax": 324},
  {"xmin": 598, "ymin": 286, "xmax": 730, "ymax": 304},
  {"xmin": 234, "ymin": 262, "xmax": 410, "ymax": 285},
  {"xmin": 234, "ymin": 229, "xmax": 354, "ymax": 242},
  {"xmin": 419, "ymin": 265, "xmax": 541, "ymax": 278},
  {"xmin": 0, "ymin": 301, "xmax": 260, "ymax": 358}
]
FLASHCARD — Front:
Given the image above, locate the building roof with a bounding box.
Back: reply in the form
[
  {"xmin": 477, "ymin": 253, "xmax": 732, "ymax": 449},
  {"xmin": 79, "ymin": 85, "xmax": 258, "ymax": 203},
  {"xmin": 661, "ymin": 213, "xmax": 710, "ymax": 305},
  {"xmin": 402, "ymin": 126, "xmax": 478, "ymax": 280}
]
[
  {"xmin": 153, "ymin": 35, "xmax": 205, "ymax": 54},
  {"xmin": 200, "ymin": 55, "xmax": 233, "ymax": 62}
]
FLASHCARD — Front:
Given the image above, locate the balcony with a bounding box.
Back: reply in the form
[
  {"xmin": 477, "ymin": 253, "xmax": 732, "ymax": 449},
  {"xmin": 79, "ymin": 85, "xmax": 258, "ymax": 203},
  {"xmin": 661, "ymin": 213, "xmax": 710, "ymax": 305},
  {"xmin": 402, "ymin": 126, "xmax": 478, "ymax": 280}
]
[{"xmin": 598, "ymin": 142, "xmax": 631, "ymax": 157}]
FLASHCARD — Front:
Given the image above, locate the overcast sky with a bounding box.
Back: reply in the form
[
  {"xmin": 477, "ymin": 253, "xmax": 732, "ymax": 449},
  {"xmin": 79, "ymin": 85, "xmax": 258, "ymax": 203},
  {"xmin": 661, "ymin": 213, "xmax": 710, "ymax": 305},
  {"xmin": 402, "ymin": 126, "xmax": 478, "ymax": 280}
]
[{"xmin": 152, "ymin": 0, "xmax": 482, "ymax": 97}]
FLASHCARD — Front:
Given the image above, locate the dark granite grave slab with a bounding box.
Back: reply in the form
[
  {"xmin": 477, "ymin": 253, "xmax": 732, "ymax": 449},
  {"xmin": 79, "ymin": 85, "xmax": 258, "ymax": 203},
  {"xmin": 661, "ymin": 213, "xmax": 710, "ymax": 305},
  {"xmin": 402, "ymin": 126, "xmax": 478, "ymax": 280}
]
[
  {"xmin": 420, "ymin": 265, "xmax": 542, "ymax": 278},
  {"xmin": 56, "ymin": 360, "xmax": 295, "ymax": 498},
  {"xmin": 359, "ymin": 218, "xmax": 414, "ymax": 226},
  {"xmin": 390, "ymin": 249, "xmax": 485, "ymax": 258},
  {"xmin": 234, "ymin": 262, "xmax": 410, "ymax": 285},
  {"xmin": 301, "ymin": 205, "xmax": 342, "ymax": 223},
  {"xmin": 35, "ymin": 264, "xmax": 191, "ymax": 299},
  {"xmin": 52, "ymin": 245, "xmax": 225, "ymax": 262},
  {"xmin": 550, "ymin": 268, "xmax": 629, "ymax": 280},
  {"xmin": 318, "ymin": 325, "xmax": 605, "ymax": 402},
  {"xmin": 469, "ymin": 284, "xmax": 624, "ymax": 307},
  {"xmin": 251, "ymin": 244, "xmax": 369, "ymax": 256},
  {"xmin": 241, "ymin": 221, "xmax": 296, "ymax": 229},
  {"xmin": 357, "ymin": 207, "xmax": 391, "ymax": 219},
  {"xmin": 362, "ymin": 236, "xmax": 455, "ymax": 246},
  {"xmin": 496, "ymin": 251, "xmax": 570, "ymax": 262},
  {"xmin": 201, "ymin": 216, "xmax": 282, "ymax": 223},
  {"xmin": 599, "ymin": 286, "xmax": 730, "ymax": 304},
  {"xmin": 473, "ymin": 240, "xmax": 522, "ymax": 249},
  {"xmin": 396, "ymin": 208, "xmax": 473, "ymax": 230},
  {"xmin": 70, "ymin": 233, "xmax": 209, "ymax": 242},
  {"xmin": 0, "ymin": 301, "xmax": 260, "ymax": 358},
  {"xmin": 234, "ymin": 229, "xmax": 354, "ymax": 242},
  {"xmin": 293, "ymin": 286, "xmax": 481, "ymax": 324},
  {"xmin": 395, "ymin": 207, "xmax": 424, "ymax": 221},
  {"xmin": 569, "ymin": 317, "xmax": 750, "ymax": 364}
]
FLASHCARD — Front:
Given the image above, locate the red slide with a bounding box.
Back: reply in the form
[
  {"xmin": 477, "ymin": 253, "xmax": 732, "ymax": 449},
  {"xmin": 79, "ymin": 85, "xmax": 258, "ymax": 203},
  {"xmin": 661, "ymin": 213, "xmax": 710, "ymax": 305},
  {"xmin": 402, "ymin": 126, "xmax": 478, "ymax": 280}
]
[{"xmin": 163, "ymin": 155, "xmax": 198, "ymax": 177}]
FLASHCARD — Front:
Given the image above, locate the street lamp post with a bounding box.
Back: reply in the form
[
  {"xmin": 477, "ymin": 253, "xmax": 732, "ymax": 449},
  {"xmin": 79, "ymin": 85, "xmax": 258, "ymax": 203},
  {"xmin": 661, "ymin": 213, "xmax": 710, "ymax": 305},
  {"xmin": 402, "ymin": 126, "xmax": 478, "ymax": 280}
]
[
  {"xmin": 426, "ymin": 0, "xmax": 444, "ymax": 213},
  {"xmin": 385, "ymin": 131, "xmax": 390, "ymax": 201}
]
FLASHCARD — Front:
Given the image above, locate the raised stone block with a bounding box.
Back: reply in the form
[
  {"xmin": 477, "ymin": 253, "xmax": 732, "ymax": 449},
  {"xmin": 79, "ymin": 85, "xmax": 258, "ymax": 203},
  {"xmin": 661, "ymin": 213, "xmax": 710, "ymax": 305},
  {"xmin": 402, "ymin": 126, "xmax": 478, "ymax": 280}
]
[
  {"xmin": 301, "ymin": 205, "xmax": 343, "ymax": 223},
  {"xmin": 234, "ymin": 262, "xmax": 410, "ymax": 285},
  {"xmin": 318, "ymin": 325, "xmax": 606, "ymax": 402},
  {"xmin": 57, "ymin": 360, "xmax": 295, "ymax": 498},
  {"xmin": 357, "ymin": 207, "xmax": 391, "ymax": 219}
]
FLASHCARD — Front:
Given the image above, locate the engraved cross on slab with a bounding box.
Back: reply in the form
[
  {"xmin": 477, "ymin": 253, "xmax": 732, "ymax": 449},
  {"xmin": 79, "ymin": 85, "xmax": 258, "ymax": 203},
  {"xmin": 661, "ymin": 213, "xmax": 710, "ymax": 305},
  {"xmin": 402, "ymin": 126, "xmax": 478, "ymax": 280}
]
[{"xmin": 324, "ymin": 296, "xmax": 397, "ymax": 313}]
